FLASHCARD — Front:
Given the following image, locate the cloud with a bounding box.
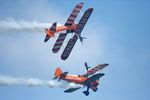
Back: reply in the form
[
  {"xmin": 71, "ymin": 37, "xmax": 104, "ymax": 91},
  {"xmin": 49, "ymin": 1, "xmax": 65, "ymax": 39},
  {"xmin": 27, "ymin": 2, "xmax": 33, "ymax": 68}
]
[{"xmin": 0, "ymin": 75, "xmax": 83, "ymax": 89}]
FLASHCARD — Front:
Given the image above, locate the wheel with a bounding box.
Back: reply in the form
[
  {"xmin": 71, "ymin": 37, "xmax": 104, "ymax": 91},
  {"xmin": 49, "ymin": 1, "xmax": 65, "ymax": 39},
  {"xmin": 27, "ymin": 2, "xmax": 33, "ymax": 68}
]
[
  {"xmin": 83, "ymin": 91, "xmax": 89, "ymax": 96},
  {"xmin": 93, "ymin": 88, "xmax": 98, "ymax": 92}
]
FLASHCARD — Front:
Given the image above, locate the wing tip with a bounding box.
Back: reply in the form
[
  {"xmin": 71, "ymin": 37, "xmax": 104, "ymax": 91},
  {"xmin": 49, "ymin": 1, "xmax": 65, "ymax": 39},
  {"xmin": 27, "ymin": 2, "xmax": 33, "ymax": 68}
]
[
  {"xmin": 88, "ymin": 8, "xmax": 94, "ymax": 11},
  {"xmin": 64, "ymin": 87, "xmax": 81, "ymax": 93}
]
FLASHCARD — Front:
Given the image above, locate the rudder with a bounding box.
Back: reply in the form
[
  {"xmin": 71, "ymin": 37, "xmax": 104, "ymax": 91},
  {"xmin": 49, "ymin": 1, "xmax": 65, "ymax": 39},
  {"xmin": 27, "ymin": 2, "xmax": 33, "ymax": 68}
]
[{"xmin": 55, "ymin": 68, "xmax": 62, "ymax": 78}]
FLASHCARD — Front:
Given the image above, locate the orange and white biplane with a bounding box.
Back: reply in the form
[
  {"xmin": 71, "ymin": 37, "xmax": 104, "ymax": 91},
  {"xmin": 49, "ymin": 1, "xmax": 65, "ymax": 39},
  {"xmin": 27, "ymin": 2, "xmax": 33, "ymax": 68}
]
[
  {"xmin": 53, "ymin": 63, "xmax": 109, "ymax": 96},
  {"xmin": 44, "ymin": 2, "xmax": 83, "ymax": 43},
  {"xmin": 44, "ymin": 2, "xmax": 93, "ymax": 60}
]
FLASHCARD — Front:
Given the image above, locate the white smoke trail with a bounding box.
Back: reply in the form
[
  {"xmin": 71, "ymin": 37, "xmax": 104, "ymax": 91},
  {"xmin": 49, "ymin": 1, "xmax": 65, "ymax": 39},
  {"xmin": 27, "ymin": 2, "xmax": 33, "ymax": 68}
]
[
  {"xmin": 0, "ymin": 18, "xmax": 61, "ymax": 33},
  {"xmin": 0, "ymin": 75, "xmax": 83, "ymax": 89}
]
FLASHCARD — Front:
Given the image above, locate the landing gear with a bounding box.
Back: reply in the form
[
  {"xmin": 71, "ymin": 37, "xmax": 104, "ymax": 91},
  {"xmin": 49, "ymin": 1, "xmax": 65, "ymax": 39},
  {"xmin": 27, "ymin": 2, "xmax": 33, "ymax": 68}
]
[
  {"xmin": 83, "ymin": 86, "xmax": 90, "ymax": 96},
  {"xmin": 83, "ymin": 91, "xmax": 89, "ymax": 96},
  {"xmin": 93, "ymin": 88, "xmax": 98, "ymax": 92}
]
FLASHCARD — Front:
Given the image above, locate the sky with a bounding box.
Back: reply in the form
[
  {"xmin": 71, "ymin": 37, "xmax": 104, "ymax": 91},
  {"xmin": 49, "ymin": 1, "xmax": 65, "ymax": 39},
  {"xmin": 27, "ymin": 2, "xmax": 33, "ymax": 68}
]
[{"xmin": 0, "ymin": 0, "xmax": 150, "ymax": 100}]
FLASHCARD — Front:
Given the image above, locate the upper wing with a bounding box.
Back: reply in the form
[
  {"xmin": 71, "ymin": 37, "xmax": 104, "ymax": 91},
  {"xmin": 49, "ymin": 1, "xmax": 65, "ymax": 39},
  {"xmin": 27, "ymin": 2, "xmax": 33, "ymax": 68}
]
[
  {"xmin": 75, "ymin": 8, "xmax": 93, "ymax": 36},
  {"xmin": 61, "ymin": 8, "xmax": 93, "ymax": 60},
  {"xmin": 82, "ymin": 73, "xmax": 105, "ymax": 86},
  {"xmin": 64, "ymin": 87, "xmax": 81, "ymax": 93},
  {"xmin": 82, "ymin": 64, "xmax": 109, "ymax": 77},
  {"xmin": 65, "ymin": 2, "xmax": 83, "ymax": 26},
  {"xmin": 52, "ymin": 2, "xmax": 83, "ymax": 53}
]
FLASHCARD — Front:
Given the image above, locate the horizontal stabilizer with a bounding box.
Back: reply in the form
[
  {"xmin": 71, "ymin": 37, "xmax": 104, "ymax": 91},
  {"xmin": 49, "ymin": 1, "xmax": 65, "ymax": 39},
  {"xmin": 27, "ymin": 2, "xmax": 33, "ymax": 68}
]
[
  {"xmin": 44, "ymin": 22, "xmax": 57, "ymax": 42},
  {"xmin": 58, "ymin": 72, "xmax": 68, "ymax": 81},
  {"xmin": 50, "ymin": 22, "xmax": 57, "ymax": 32},
  {"xmin": 60, "ymin": 72, "xmax": 68, "ymax": 78},
  {"xmin": 44, "ymin": 34, "xmax": 51, "ymax": 42}
]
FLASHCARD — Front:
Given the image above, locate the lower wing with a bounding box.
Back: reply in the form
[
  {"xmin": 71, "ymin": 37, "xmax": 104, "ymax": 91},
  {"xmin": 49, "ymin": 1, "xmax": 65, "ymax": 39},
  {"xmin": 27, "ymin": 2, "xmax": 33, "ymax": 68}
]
[
  {"xmin": 82, "ymin": 73, "xmax": 104, "ymax": 86},
  {"xmin": 64, "ymin": 87, "xmax": 81, "ymax": 93}
]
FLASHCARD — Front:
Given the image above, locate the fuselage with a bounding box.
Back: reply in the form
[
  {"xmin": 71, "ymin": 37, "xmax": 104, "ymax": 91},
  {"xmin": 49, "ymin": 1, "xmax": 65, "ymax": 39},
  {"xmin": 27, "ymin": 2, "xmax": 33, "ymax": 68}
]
[
  {"xmin": 61, "ymin": 75, "xmax": 87, "ymax": 84},
  {"xmin": 60, "ymin": 74, "xmax": 100, "ymax": 91},
  {"xmin": 56, "ymin": 24, "xmax": 77, "ymax": 32},
  {"xmin": 46, "ymin": 24, "xmax": 77, "ymax": 37}
]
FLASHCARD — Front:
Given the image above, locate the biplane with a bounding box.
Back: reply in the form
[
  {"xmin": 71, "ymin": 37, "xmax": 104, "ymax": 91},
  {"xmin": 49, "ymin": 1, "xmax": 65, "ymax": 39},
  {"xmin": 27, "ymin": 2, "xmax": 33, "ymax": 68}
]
[
  {"xmin": 44, "ymin": 2, "xmax": 93, "ymax": 60},
  {"xmin": 53, "ymin": 63, "xmax": 109, "ymax": 96}
]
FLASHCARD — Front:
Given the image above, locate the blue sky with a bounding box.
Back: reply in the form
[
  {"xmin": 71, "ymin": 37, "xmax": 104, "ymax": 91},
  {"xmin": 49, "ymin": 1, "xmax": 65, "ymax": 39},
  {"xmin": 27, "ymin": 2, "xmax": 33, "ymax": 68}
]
[{"xmin": 0, "ymin": 0, "xmax": 150, "ymax": 100}]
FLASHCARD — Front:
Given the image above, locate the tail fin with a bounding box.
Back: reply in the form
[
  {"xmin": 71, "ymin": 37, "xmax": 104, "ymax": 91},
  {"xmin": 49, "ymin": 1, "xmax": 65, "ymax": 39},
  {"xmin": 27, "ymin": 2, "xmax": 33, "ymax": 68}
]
[
  {"xmin": 44, "ymin": 22, "xmax": 57, "ymax": 42},
  {"xmin": 54, "ymin": 68, "xmax": 62, "ymax": 78}
]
